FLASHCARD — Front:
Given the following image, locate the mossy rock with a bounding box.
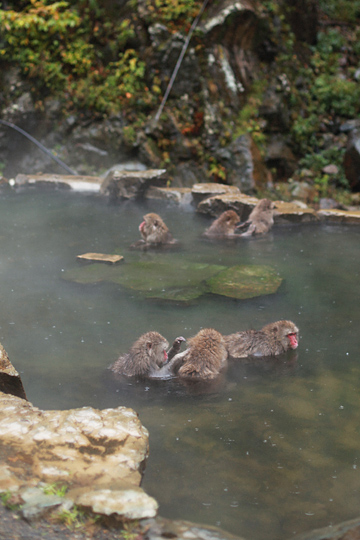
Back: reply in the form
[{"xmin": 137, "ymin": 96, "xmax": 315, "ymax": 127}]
[
  {"xmin": 206, "ymin": 265, "xmax": 283, "ymax": 299},
  {"xmin": 64, "ymin": 261, "xmax": 282, "ymax": 302},
  {"xmin": 64, "ymin": 260, "xmax": 225, "ymax": 302}
]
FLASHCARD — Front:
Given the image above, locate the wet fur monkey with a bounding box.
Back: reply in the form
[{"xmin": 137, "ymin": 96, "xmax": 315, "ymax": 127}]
[
  {"xmin": 224, "ymin": 320, "xmax": 299, "ymax": 359},
  {"xmin": 131, "ymin": 213, "xmax": 177, "ymax": 248},
  {"xmin": 109, "ymin": 332, "xmax": 185, "ymax": 378},
  {"xmin": 165, "ymin": 328, "xmax": 228, "ymax": 379},
  {"xmin": 203, "ymin": 210, "xmax": 241, "ymax": 238},
  {"xmin": 238, "ymin": 199, "xmax": 275, "ymax": 237}
]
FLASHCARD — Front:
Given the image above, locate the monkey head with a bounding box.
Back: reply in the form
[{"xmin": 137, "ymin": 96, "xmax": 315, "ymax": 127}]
[
  {"xmin": 139, "ymin": 213, "xmax": 167, "ymax": 243},
  {"xmin": 265, "ymin": 320, "xmax": 299, "ymax": 351},
  {"xmin": 143, "ymin": 331, "xmax": 169, "ymax": 367},
  {"xmin": 257, "ymin": 199, "xmax": 275, "ymax": 212}
]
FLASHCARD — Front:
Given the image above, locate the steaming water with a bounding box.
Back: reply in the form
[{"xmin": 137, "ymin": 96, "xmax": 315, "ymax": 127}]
[{"xmin": 1, "ymin": 187, "xmax": 360, "ymax": 540}]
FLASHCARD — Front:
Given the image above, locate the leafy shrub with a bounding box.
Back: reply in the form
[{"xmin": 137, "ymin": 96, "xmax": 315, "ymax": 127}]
[{"xmin": 0, "ymin": 1, "xmax": 148, "ymax": 114}]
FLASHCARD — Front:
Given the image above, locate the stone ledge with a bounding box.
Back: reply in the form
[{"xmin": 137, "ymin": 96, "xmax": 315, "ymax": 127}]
[
  {"xmin": 146, "ymin": 186, "xmax": 193, "ymax": 204},
  {"xmin": 14, "ymin": 174, "xmax": 102, "ymax": 192},
  {"xmin": 317, "ymin": 208, "xmax": 360, "ymax": 223}
]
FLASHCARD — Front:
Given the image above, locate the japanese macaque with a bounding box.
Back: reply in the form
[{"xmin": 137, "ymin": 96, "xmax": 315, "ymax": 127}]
[
  {"xmin": 203, "ymin": 210, "xmax": 241, "ymax": 238},
  {"xmin": 164, "ymin": 328, "xmax": 228, "ymax": 379},
  {"xmin": 109, "ymin": 331, "xmax": 184, "ymax": 378},
  {"xmin": 224, "ymin": 320, "xmax": 299, "ymax": 358},
  {"xmin": 238, "ymin": 199, "xmax": 275, "ymax": 237},
  {"xmin": 131, "ymin": 213, "xmax": 177, "ymax": 248}
]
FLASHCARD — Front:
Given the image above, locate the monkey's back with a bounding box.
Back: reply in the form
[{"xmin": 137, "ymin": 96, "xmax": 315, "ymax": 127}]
[
  {"xmin": 178, "ymin": 329, "xmax": 227, "ymax": 379},
  {"xmin": 224, "ymin": 329, "xmax": 284, "ymax": 358},
  {"xmin": 109, "ymin": 353, "xmax": 139, "ymax": 376}
]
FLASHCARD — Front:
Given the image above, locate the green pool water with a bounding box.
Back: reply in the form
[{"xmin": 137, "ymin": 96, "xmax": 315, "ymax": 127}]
[{"xmin": 1, "ymin": 187, "xmax": 360, "ymax": 540}]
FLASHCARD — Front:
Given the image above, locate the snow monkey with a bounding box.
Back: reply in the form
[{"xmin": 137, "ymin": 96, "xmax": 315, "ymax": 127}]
[
  {"xmin": 203, "ymin": 210, "xmax": 241, "ymax": 238},
  {"xmin": 164, "ymin": 328, "xmax": 228, "ymax": 379},
  {"xmin": 224, "ymin": 320, "xmax": 299, "ymax": 358},
  {"xmin": 131, "ymin": 212, "xmax": 177, "ymax": 248},
  {"xmin": 238, "ymin": 198, "xmax": 275, "ymax": 237},
  {"xmin": 109, "ymin": 332, "xmax": 185, "ymax": 378}
]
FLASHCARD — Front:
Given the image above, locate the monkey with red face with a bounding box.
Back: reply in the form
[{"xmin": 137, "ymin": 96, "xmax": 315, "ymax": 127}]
[
  {"xmin": 131, "ymin": 213, "xmax": 177, "ymax": 248},
  {"xmin": 238, "ymin": 198, "xmax": 275, "ymax": 237},
  {"xmin": 203, "ymin": 210, "xmax": 241, "ymax": 239},
  {"xmin": 224, "ymin": 320, "xmax": 299, "ymax": 358},
  {"xmin": 109, "ymin": 332, "xmax": 185, "ymax": 378}
]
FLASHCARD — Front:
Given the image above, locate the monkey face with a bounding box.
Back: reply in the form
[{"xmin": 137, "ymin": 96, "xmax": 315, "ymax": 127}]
[{"xmin": 287, "ymin": 332, "xmax": 298, "ymax": 349}]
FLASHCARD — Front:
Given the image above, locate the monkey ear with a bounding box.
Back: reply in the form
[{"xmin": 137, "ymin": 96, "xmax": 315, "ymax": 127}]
[
  {"xmin": 272, "ymin": 325, "xmax": 279, "ymax": 333},
  {"xmin": 146, "ymin": 341, "xmax": 153, "ymax": 355},
  {"xmin": 153, "ymin": 220, "xmax": 158, "ymax": 227}
]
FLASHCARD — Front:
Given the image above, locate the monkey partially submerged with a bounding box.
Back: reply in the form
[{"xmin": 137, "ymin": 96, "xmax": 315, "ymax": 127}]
[
  {"xmin": 203, "ymin": 210, "xmax": 241, "ymax": 239},
  {"xmin": 165, "ymin": 328, "xmax": 228, "ymax": 379},
  {"xmin": 109, "ymin": 332, "xmax": 185, "ymax": 378},
  {"xmin": 224, "ymin": 320, "xmax": 299, "ymax": 358},
  {"xmin": 131, "ymin": 212, "xmax": 178, "ymax": 249},
  {"xmin": 237, "ymin": 199, "xmax": 275, "ymax": 237}
]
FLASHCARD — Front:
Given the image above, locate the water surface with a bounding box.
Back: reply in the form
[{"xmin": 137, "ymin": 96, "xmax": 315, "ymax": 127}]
[{"xmin": 1, "ymin": 187, "xmax": 360, "ymax": 540}]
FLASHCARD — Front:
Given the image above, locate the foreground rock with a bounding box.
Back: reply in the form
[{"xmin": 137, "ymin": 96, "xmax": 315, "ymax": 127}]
[
  {"xmin": 0, "ymin": 392, "xmax": 157, "ymax": 520},
  {"xmin": 0, "ymin": 343, "xmax": 26, "ymax": 400}
]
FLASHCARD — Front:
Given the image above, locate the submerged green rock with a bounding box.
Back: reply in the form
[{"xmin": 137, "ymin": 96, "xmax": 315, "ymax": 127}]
[
  {"xmin": 206, "ymin": 265, "xmax": 283, "ymax": 299},
  {"xmin": 64, "ymin": 260, "xmax": 283, "ymax": 302}
]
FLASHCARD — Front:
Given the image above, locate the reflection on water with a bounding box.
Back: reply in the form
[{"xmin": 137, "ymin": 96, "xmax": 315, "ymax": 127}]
[{"xmin": 0, "ymin": 187, "xmax": 360, "ymax": 540}]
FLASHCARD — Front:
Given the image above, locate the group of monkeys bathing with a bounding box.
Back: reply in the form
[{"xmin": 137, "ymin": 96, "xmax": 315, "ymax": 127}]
[
  {"xmin": 111, "ymin": 197, "xmax": 294, "ymax": 380},
  {"xmin": 132, "ymin": 198, "xmax": 275, "ymax": 248},
  {"xmin": 110, "ymin": 320, "xmax": 299, "ymax": 379}
]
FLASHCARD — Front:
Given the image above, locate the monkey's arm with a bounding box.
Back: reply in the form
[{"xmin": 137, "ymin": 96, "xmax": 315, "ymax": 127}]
[
  {"xmin": 238, "ymin": 223, "xmax": 256, "ymax": 237},
  {"xmin": 130, "ymin": 239, "xmax": 146, "ymax": 249},
  {"xmin": 152, "ymin": 350, "xmax": 188, "ymax": 378},
  {"xmin": 167, "ymin": 336, "xmax": 186, "ymax": 361}
]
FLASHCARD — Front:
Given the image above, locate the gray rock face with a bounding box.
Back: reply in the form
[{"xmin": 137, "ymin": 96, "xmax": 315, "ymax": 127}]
[
  {"xmin": 215, "ymin": 135, "xmax": 256, "ymax": 192},
  {"xmin": 344, "ymin": 126, "xmax": 360, "ymax": 191},
  {"xmin": 100, "ymin": 168, "xmax": 168, "ymax": 199}
]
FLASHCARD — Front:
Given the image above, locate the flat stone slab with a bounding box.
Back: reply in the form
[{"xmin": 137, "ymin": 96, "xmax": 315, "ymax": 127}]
[
  {"xmin": 274, "ymin": 201, "xmax": 319, "ymax": 223},
  {"xmin": 192, "ymin": 183, "xmax": 241, "ymax": 205},
  {"xmin": 77, "ymin": 252, "xmax": 124, "ymax": 264},
  {"xmin": 14, "ymin": 174, "xmax": 102, "ymax": 192},
  {"xmin": 317, "ymin": 208, "xmax": 360, "ymax": 223}
]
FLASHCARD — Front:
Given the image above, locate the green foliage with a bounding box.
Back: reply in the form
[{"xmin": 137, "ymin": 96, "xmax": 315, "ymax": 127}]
[
  {"xmin": 231, "ymin": 81, "xmax": 267, "ymax": 152},
  {"xmin": 120, "ymin": 521, "xmax": 140, "ymax": 540},
  {"xmin": 0, "ymin": 1, "xmax": 147, "ymax": 114},
  {"xmin": 42, "ymin": 482, "xmax": 68, "ymax": 497},
  {"xmin": 142, "ymin": 0, "xmax": 202, "ymax": 29},
  {"xmin": 318, "ymin": 0, "xmax": 360, "ymax": 23},
  {"xmin": 54, "ymin": 505, "xmax": 86, "ymax": 529},
  {"xmin": 297, "ymin": 146, "xmax": 349, "ymax": 200},
  {"xmin": 208, "ymin": 158, "xmax": 227, "ymax": 182},
  {"xmin": 0, "ymin": 490, "xmax": 21, "ymax": 511}
]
